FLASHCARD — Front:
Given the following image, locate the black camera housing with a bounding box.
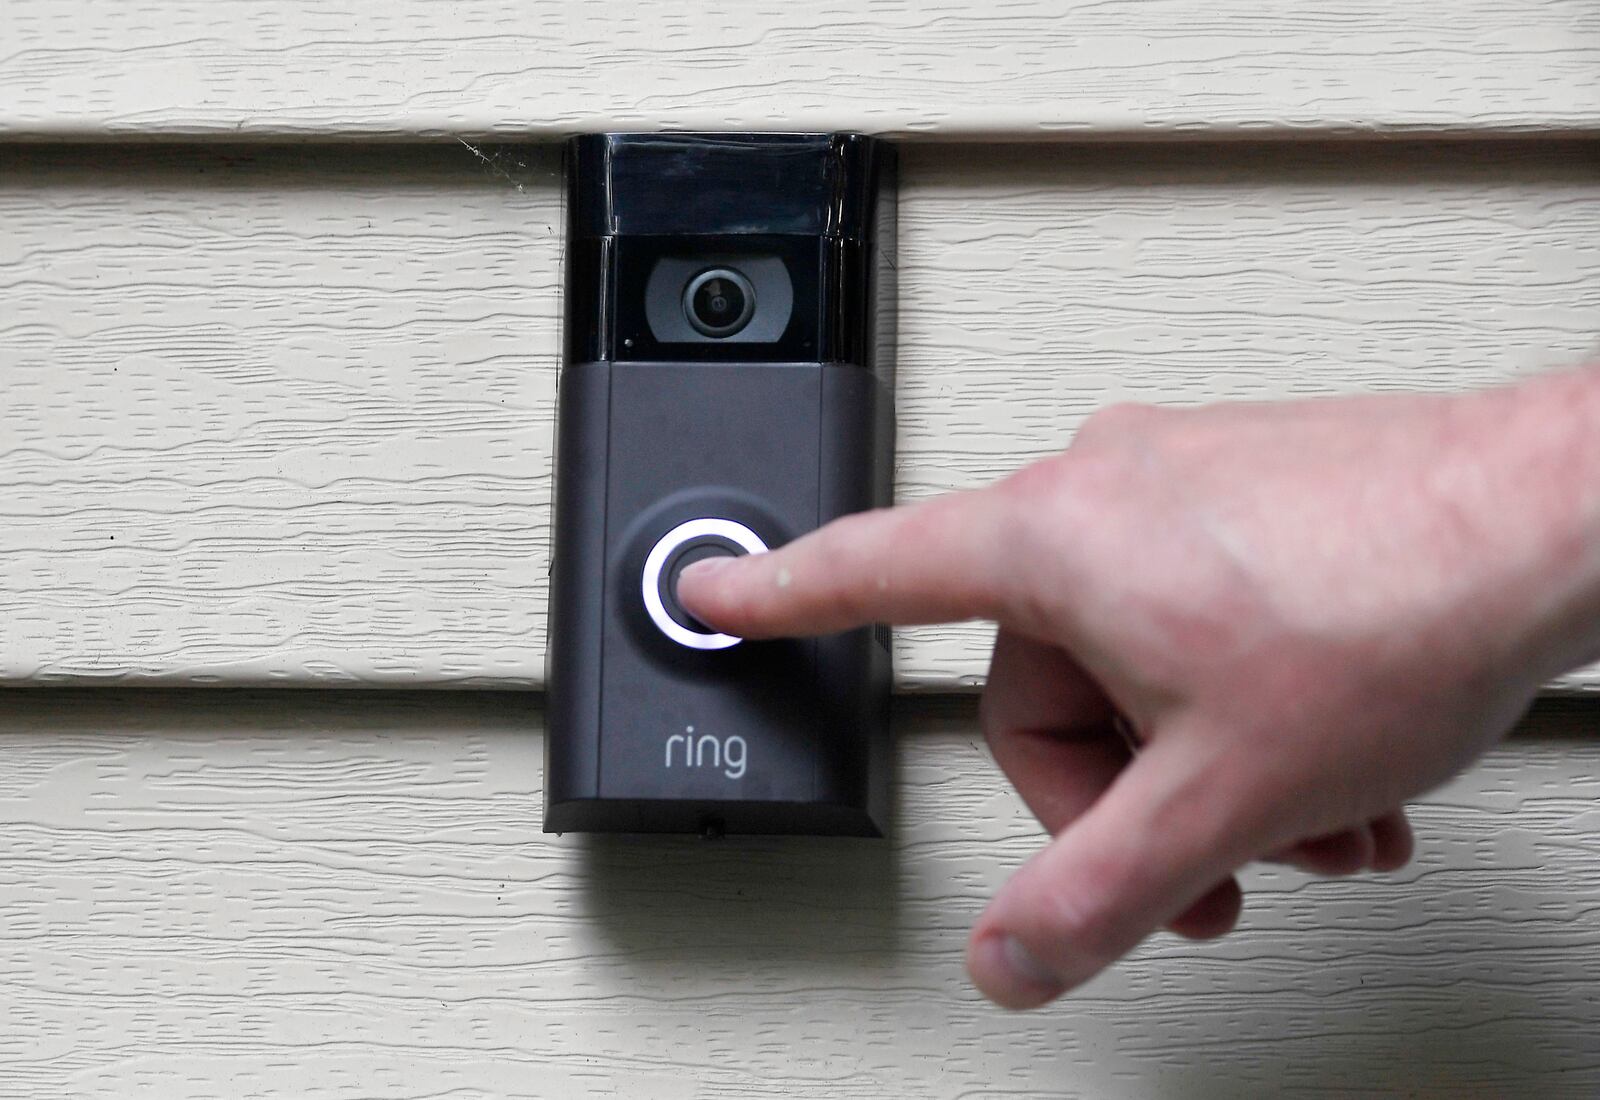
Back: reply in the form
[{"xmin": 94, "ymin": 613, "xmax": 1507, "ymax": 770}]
[{"xmin": 545, "ymin": 133, "xmax": 896, "ymax": 836}]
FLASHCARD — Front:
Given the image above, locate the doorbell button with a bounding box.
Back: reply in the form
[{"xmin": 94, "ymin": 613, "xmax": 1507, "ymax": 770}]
[
  {"xmin": 642, "ymin": 518, "xmax": 768, "ymax": 649},
  {"xmin": 660, "ymin": 538, "xmax": 740, "ymax": 632}
]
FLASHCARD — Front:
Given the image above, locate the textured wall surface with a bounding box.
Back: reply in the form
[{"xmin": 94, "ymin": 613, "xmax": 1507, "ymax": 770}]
[
  {"xmin": 0, "ymin": 690, "xmax": 1592, "ymax": 1098},
  {"xmin": 3, "ymin": 142, "xmax": 1598, "ymax": 689},
  {"xmin": 4, "ymin": 7, "xmax": 1598, "ymax": 1097},
  {"xmin": 1, "ymin": 0, "xmax": 1597, "ymax": 140}
]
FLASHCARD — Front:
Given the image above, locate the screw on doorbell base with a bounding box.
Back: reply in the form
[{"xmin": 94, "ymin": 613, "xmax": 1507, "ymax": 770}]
[{"xmin": 641, "ymin": 518, "xmax": 768, "ymax": 649}]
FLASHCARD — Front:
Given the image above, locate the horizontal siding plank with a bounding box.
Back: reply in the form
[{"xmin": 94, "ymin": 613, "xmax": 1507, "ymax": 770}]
[
  {"xmin": 1, "ymin": 1, "xmax": 1597, "ymax": 140},
  {"xmin": 1, "ymin": 142, "xmax": 1597, "ymax": 688},
  {"xmin": 0, "ymin": 690, "xmax": 1592, "ymax": 1097}
]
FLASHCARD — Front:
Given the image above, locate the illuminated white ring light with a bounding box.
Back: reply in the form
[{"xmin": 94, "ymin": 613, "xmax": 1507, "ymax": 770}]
[{"xmin": 641, "ymin": 517, "xmax": 768, "ymax": 650}]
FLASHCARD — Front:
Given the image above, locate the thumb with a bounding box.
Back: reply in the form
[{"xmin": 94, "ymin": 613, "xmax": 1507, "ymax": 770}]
[{"xmin": 967, "ymin": 731, "xmax": 1262, "ymax": 1009}]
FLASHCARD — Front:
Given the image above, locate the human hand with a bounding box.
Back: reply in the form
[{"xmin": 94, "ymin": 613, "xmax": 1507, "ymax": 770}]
[{"xmin": 678, "ymin": 369, "xmax": 1600, "ymax": 1009}]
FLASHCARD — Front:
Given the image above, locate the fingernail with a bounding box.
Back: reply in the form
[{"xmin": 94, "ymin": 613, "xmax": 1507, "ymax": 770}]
[
  {"xmin": 971, "ymin": 934, "xmax": 1066, "ymax": 1009},
  {"xmin": 678, "ymin": 557, "xmax": 731, "ymax": 584},
  {"xmin": 1001, "ymin": 936, "xmax": 1065, "ymax": 991}
]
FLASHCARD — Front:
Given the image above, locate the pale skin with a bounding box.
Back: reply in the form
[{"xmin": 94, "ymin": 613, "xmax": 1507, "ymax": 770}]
[{"xmin": 677, "ymin": 363, "xmax": 1600, "ymax": 1010}]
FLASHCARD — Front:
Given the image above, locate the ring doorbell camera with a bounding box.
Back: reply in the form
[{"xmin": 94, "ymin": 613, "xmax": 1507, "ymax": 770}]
[
  {"xmin": 544, "ymin": 133, "xmax": 896, "ymax": 837},
  {"xmin": 683, "ymin": 268, "xmax": 755, "ymax": 337}
]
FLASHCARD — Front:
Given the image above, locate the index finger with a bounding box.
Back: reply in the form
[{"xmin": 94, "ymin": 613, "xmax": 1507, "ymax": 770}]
[{"xmin": 675, "ymin": 487, "xmax": 1019, "ymax": 639}]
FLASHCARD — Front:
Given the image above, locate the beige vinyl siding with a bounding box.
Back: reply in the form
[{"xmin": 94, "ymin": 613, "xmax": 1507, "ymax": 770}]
[
  {"xmin": 2, "ymin": 9, "xmax": 1597, "ymax": 1093},
  {"xmin": 3, "ymin": 142, "xmax": 1596, "ymax": 689},
  {"xmin": 2, "ymin": 0, "xmax": 1597, "ymax": 141},
  {"xmin": 0, "ymin": 690, "xmax": 1592, "ymax": 1098}
]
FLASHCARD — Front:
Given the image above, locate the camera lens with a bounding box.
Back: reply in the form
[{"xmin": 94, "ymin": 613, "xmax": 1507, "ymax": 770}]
[{"xmin": 684, "ymin": 268, "xmax": 756, "ymax": 337}]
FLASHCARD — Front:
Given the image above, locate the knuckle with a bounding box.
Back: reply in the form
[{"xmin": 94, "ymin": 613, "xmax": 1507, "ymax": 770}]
[
  {"xmin": 976, "ymin": 689, "xmax": 1010, "ymax": 749},
  {"xmin": 897, "ymin": 496, "xmax": 1002, "ymax": 618},
  {"xmin": 992, "ymin": 453, "xmax": 1073, "ymax": 523},
  {"xmin": 1172, "ymin": 752, "xmax": 1286, "ymax": 862},
  {"xmin": 805, "ymin": 514, "xmax": 879, "ymax": 617},
  {"xmin": 1035, "ymin": 870, "xmax": 1128, "ymax": 965},
  {"xmin": 704, "ymin": 572, "xmax": 759, "ymax": 632},
  {"xmin": 1008, "ymin": 439, "xmax": 1119, "ymax": 518},
  {"xmin": 1075, "ymin": 400, "xmax": 1165, "ymax": 447},
  {"xmin": 998, "ymin": 449, "xmax": 1069, "ymax": 492}
]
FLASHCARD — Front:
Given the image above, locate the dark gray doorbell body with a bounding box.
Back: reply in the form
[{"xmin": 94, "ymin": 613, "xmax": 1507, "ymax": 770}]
[{"xmin": 545, "ymin": 133, "xmax": 896, "ymax": 836}]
